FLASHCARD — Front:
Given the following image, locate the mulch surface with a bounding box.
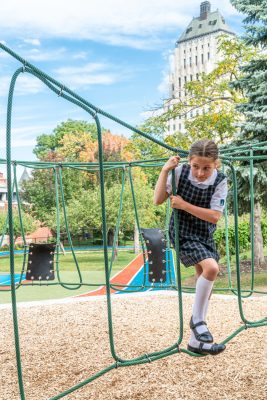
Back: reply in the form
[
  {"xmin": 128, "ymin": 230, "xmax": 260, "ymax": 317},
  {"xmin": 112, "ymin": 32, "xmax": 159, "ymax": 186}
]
[{"xmin": 0, "ymin": 292, "xmax": 266, "ymax": 400}]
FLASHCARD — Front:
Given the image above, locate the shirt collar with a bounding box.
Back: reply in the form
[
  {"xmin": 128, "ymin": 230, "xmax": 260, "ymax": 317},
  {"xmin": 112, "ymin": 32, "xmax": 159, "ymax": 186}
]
[{"xmin": 188, "ymin": 168, "xmax": 217, "ymax": 185}]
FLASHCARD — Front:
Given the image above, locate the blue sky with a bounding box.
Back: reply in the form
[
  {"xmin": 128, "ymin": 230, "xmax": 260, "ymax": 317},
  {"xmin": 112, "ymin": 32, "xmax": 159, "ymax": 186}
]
[{"xmin": 0, "ymin": 0, "xmax": 244, "ymax": 176}]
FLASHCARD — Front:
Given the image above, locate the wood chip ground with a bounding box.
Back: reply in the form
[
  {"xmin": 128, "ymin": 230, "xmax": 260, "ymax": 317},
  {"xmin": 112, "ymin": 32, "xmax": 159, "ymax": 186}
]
[{"xmin": 1, "ymin": 292, "xmax": 266, "ymax": 400}]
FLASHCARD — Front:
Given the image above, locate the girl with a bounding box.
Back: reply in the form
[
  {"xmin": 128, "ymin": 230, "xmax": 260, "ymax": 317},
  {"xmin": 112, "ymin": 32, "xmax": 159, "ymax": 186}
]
[{"xmin": 154, "ymin": 139, "xmax": 227, "ymax": 356}]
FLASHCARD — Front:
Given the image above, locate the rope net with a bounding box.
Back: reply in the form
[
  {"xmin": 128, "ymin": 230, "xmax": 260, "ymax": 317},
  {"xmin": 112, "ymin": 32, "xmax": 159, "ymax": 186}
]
[{"xmin": 0, "ymin": 42, "xmax": 266, "ymax": 400}]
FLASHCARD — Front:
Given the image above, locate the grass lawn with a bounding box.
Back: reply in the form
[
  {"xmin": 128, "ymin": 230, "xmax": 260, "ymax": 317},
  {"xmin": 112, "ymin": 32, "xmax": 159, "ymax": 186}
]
[
  {"xmin": 0, "ymin": 250, "xmax": 136, "ymax": 304},
  {"xmin": 1, "ymin": 250, "xmax": 266, "ymax": 303}
]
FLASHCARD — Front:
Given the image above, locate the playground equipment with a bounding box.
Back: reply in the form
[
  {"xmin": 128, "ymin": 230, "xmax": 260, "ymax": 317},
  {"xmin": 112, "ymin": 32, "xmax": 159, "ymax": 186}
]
[
  {"xmin": 25, "ymin": 243, "xmax": 56, "ymax": 281},
  {"xmin": 0, "ymin": 42, "xmax": 266, "ymax": 400}
]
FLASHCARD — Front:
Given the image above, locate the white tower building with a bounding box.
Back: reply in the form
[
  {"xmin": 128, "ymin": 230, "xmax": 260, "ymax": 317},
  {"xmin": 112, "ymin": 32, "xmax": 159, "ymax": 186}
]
[{"xmin": 166, "ymin": 1, "xmax": 235, "ymax": 134}]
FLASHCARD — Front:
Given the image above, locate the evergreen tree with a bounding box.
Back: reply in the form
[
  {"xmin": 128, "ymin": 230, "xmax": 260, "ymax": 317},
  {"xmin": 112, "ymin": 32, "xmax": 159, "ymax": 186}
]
[
  {"xmin": 230, "ymin": 0, "xmax": 267, "ymax": 266},
  {"xmin": 231, "ymin": 0, "xmax": 267, "ymax": 142}
]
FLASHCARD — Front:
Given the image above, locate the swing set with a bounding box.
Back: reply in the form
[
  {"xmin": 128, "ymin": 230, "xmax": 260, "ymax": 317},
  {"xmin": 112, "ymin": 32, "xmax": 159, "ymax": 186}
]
[{"xmin": 0, "ymin": 42, "xmax": 266, "ymax": 400}]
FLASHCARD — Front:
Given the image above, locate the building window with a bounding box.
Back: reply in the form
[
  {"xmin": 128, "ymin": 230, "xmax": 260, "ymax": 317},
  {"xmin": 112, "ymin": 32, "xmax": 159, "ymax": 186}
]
[
  {"xmin": 201, "ymin": 54, "xmax": 204, "ymax": 64},
  {"xmin": 179, "ymin": 123, "xmax": 182, "ymax": 130},
  {"xmin": 184, "ymin": 76, "xmax": 187, "ymax": 83},
  {"xmin": 184, "ymin": 49, "xmax": 186, "ymax": 54},
  {"xmin": 190, "ymin": 111, "xmax": 193, "ymax": 118},
  {"xmin": 208, "ymin": 52, "xmax": 210, "ymax": 60},
  {"xmin": 201, "ymin": 44, "xmax": 204, "ymax": 48},
  {"xmin": 196, "ymin": 73, "xmax": 199, "ymax": 80},
  {"xmin": 198, "ymin": 24, "xmax": 202, "ymax": 28},
  {"xmin": 190, "ymin": 48, "xmax": 191, "ymax": 52},
  {"xmin": 190, "ymin": 74, "xmax": 193, "ymax": 81},
  {"xmin": 195, "ymin": 47, "xmax": 197, "ymax": 51},
  {"xmin": 195, "ymin": 56, "xmax": 198, "ymax": 65},
  {"xmin": 184, "ymin": 58, "xmax": 186, "ymax": 67},
  {"xmin": 173, "ymin": 124, "xmax": 176, "ymax": 131},
  {"xmin": 208, "ymin": 43, "xmax": 210, "ymax": 47},
  {"xmin": 178, "ymin": 77, "xmax": 181, "ymax": 87},
  {"xmin": 179, "ymin": 91, "xmax": 181, "ymax": 98},
  {"xmin": 189, "ymin": 57, "xmax": 192, "ymax": 66}
]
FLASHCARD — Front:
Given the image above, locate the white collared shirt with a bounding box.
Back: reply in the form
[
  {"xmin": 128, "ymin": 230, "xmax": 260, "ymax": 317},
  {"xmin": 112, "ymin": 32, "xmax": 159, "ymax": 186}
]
[{"xmin": 166, "ymin": 165, "xmax": 228, "ymax": 212}]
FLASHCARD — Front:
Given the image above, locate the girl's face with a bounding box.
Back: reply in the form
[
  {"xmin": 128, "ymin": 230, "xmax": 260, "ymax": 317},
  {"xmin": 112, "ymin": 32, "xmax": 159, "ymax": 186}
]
[{"xmin": 189, "ymin": 156, "xmax": 218, "ymax": 182}]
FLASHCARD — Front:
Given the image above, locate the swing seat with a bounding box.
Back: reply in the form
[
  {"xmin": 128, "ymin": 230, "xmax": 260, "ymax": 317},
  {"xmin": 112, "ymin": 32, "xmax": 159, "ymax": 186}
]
[
  {"xmin": 26, "ymin": 243, "xmax": 56, "ymax": 281},
  {"xmin": 141, "ymin": 228, "xmax": 167, "ymax": 283}
]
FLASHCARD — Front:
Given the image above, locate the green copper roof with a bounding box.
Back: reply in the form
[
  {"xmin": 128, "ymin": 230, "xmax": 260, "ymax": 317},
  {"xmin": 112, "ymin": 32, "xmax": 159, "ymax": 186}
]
[{"xmin": 177, "ymin": 10, "xmax": 235, "ymax": 45}]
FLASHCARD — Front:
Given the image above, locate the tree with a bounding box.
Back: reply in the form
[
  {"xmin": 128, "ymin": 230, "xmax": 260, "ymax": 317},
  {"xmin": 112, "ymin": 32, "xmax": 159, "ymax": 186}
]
[
  {"xmin": 128, "ymin": 36, "xmax": 256, "ymax": 186},
  {"xmin": 0, "ymin": 211, "xmax": 38, "ymax": 245},
  {"xmin": 22, "ymin": 120, "xmax": 137, "ymax": 225},
  {"xmin": 44, "ymin": 173, "xmax": 166, "ymax": 246},
  {"xmin": 34, "ymin": 119, "xmax": 98, "ymax": 160},
  {"xmin": 128, "ymin": 118, "xmax": 190, "ymax": 187},
  {"xmin": 159, "ymin": 36, "xmax": 256, "ymax": 145},
  {"xmin": 230, "ymin": 0, "xmax": 267, "ymax": 266}
]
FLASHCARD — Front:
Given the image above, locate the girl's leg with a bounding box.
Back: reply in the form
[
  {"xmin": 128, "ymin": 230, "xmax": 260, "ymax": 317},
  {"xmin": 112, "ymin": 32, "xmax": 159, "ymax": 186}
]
[
  {"xmin": 194, "ymin": 263, "xmax": 202, "ymax": 279},
  {"xmin": 189, "ymin": 262, "xmax": 212, "ymax": 345},
  {"xmin": 194, "ymin": 263, "xmax": 210, "ymax": 320},
  {"xmin": 189, "ymin": 259, "xmax": 225, "ymax": 354},
  {"xmin": 192, "ymin": 258, "xmax": 219, "ymax": 332}
]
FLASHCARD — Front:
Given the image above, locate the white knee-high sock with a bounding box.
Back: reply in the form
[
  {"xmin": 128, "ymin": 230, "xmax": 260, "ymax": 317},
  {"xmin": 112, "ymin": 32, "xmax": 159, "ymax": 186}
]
[
  {"xmin": 193, "ymin": 275, "xmax": 214, "ymax": 321},
  {"xmin": 189, "ymin": 275, "xmax": 214, "ymax": 348}
]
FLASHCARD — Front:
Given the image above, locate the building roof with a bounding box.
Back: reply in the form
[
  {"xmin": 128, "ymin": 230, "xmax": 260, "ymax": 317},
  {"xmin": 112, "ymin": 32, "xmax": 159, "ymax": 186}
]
[
  {"xmin": 177, "ymin": 8, "xmax": 235, "ymax": 45},
  {"xmin": 19, "ymin": 168, "xmax": 31, "ymax": 186}
]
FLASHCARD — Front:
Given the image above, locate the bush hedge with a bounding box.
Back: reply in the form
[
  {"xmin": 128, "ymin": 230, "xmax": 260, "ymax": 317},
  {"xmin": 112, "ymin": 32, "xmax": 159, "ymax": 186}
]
[{"xmin": 214, "ymin": 219, "xmax": 267, "ymax": 257}]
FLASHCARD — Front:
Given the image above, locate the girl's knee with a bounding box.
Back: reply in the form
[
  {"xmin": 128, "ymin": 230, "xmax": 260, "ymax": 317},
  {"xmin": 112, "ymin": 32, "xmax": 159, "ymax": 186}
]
[
  {"xmin": 200, "ymin": 259, "xmax": 219, "ymax": 279},
  {"xmin": 209, "ymin": 264, "xmax": 219, "ymax": 277}
]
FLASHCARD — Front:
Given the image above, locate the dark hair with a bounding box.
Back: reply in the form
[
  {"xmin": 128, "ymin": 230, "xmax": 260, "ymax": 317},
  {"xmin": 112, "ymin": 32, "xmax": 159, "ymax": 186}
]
[{"xmin": 189, "ymin": 139, "xmax": 218, "ymax": 160}]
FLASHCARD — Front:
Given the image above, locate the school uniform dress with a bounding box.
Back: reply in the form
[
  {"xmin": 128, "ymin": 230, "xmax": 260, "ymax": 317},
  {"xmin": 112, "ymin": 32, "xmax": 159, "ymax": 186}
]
[{"xmin": 167, "ymin": 164, "xmax": 227, "ymax": 267}]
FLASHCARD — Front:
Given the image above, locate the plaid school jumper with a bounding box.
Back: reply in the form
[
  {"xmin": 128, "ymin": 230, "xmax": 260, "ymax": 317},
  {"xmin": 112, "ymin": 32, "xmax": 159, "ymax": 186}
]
[{"xmin": 169, "ymin": 164, "xmax": 226, "ymax": 267}]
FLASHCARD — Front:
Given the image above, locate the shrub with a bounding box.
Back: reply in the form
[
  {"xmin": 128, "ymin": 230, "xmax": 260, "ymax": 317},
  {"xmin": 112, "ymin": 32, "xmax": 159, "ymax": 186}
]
[{"xmin": 214, "ymin": 218, "xmax": 267, "ymax": 257}]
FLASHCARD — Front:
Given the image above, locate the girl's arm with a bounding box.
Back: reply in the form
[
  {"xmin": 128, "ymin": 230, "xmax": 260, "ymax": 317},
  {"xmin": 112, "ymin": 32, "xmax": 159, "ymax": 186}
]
[
  {"xmin": 170, "ymin": 195, "xmax": 222, "ymax": 224},
  {"xmin": 154, "ymin": 156, "xmax": 180, "ymax": 205}
]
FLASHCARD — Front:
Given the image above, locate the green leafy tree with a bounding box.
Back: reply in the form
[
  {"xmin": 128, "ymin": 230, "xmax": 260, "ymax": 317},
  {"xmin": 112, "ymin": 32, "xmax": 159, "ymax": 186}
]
[
  {"xmin": 160, "ymin": 36, "xmax": 256, "ymax": 144},
  {"xmin": 44, "ymin": 173, "xmax": 166, "ymax": 246},
  {"xmin": 128, "ymin": 36, "xmax": 256, "ymax": 186},
  {"xmin": 34, "ymin": 119, "xmax": 98, "ymax": 160},
  {"xmin": 0, "ymin": 211, "xmax": 38, "ymax": 245},
  {"xmin": 128, "ymin": 118, "xmax": 190, "ymax": 186}
]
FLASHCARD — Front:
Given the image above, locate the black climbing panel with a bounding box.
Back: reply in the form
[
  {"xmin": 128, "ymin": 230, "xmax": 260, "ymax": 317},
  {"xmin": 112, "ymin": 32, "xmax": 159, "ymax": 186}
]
[
  {"xmin": 26, "ymin": 243, "xmax": 56, "ymax": 281},
  {"xmin": 141, "ymin": 228, "xmax": 167, "ymax": 283}
]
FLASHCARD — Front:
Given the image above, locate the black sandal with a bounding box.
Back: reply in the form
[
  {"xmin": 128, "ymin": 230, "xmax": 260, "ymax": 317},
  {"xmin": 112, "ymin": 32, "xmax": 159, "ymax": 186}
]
[
  {"xmin": 190, "ymin": 316, "xmax": 213, "ymax": 343},
  {"xmin": 187, "ymin": 342, "xmax": 226, "ymax": 356}
]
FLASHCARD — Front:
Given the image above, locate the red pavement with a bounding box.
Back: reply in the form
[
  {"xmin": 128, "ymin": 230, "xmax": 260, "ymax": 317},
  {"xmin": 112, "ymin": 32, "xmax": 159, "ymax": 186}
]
[{"xmin": 78, "ymin": 253, "xmax": 144, "ymax": 297}]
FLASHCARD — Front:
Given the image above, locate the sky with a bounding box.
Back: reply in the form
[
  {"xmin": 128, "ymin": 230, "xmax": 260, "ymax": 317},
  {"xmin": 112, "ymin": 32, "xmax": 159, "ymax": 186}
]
[{"xmin": 0, "ymin": 0, "xmax": 244, "ymax": 177}]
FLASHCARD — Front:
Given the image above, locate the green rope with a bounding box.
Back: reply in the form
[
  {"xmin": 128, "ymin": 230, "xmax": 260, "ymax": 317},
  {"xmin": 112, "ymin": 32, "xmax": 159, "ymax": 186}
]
[
  {"xmin": 1, "ymin": 42, "xmax": 266, "ymax": 400},
  {"xmin": 57, "ymin": 167, "xmax": 83, "ymax": 289},
  {"xmin": 6, "ymin": 65, "xmax": 26, "ymax": 400},
  {"xmin": 108, "ymin": 168, "xmax": 126, "ymax": 274}
]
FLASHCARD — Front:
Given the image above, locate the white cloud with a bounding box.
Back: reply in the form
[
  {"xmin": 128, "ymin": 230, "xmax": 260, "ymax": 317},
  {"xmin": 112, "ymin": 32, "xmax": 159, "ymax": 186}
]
[
  {"xmin": 20, "ymin": 47, "xmax": 67, "ymax": 62},
  {"xmin": 157, "ymin": 71, "xmax": 170, "ymax": 96},
  {"xmin": 157, "ymin": 49, "xmax": 175, "ymax": 96},
  {"xmin": 54, "ymin": 63, "xmax": 123, "ymax": 88},
  {"xmin": 0, "ymin": 1, "xmax": 239, "ymax": 49},
  {"xmin": 72, "ymin": 51, "xmax": 88, "ymax": 60},
  {"xmin": 0, "ymin": 74, "xmax": 45, "ymax": 96},
  {"xmin": 0, "ymin": 123, "xmax": 54, "ymax": 149},
  {"xmin": 23, "ymin": 38, "xmax": 41, "ymax": 46}
]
